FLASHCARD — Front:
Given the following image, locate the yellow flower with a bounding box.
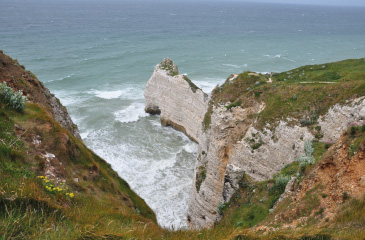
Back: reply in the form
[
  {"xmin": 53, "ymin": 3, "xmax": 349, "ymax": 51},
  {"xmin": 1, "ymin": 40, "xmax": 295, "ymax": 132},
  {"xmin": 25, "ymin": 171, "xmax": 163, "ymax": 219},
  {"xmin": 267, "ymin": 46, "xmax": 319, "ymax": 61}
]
[
  {"xmin": 69, "ymin": 193, "xmax": 74, "ymax": 198},
  {"xmin": 45, "ymin": 180, "xmax": 49, "ymax": 183}
]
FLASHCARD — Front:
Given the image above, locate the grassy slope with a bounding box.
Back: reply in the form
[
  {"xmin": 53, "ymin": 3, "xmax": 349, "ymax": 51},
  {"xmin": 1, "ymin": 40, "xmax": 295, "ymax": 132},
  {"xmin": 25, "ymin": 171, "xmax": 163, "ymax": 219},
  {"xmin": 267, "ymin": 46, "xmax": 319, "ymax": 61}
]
[
  {"xmin": 0, "ymin": 101, "xmax": 160, "ymax": 239},
  {"xmin": 210, "ymin": 58, "xmax": 365, "ymax": 129}
]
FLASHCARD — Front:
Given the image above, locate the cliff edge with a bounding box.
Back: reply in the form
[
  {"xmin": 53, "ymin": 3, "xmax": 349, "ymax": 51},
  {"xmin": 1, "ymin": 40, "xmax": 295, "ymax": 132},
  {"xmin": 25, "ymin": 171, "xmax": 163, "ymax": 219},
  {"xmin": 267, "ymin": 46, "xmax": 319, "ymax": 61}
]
[
  {"xmin": 0, "ymin": 50, "xmax": 80, "ymax": 139},
  {"xmin": 144, "ymin": 58, "xmax": 365, "ymax": 229},
  {"xmin": 0, "ymin": 51, "xmax": 157, "ymax": 239}
]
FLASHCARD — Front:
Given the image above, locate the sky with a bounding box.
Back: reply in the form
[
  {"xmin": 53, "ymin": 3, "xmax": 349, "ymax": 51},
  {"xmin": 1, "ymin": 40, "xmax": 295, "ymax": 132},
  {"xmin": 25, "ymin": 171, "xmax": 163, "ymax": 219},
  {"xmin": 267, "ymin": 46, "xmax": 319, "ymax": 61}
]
[
  {"xmin": 7, "ymin": 0, "xmax": 365, "ymax": 7},
  {"xmin": 242, "ymin": 0, "xmax": 365, "ymax": 7}
]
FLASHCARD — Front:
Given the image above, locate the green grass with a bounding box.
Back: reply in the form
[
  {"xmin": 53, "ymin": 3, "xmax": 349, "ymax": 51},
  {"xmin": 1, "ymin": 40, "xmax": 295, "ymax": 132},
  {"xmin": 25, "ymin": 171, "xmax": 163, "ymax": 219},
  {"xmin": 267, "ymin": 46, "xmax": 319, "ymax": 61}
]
[
  {"xmin": 211, "ymin": 58, "xmax": 365, "ymax": 129},
  {"xmin": 183, "ymin": 75, "xmax": 200, "ymax": 93},
  {"xmin": 203, "ymin": 102, "xmax": 213, "ymax": 131},
  {"xmin": 195, "ymin": 164, "xmax": 207, "ymax": 192},
  {"xmin": 335, "ymin": 194, "xmax": 365, "ymax": 227},
  {"xmin": 0, "ymin": 100, "xmax": 158, "ymax": 239}
]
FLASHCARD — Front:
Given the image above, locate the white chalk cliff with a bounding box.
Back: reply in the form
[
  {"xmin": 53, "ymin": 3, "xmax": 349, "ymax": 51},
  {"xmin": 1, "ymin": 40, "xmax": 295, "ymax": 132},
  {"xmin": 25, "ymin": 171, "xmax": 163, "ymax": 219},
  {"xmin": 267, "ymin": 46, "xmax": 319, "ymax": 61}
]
[
  {"xmin": 144, "ymin": 58, "xmax": 365, "ymax": 229},
  {"xmin": 144, "ymin": 58, "xmax": 208, "ymax": 142}
]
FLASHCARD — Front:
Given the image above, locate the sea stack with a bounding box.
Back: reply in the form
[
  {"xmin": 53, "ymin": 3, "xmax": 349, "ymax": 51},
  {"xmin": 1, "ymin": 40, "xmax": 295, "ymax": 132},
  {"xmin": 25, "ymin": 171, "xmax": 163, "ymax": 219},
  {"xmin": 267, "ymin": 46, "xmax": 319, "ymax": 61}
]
[{"xmin": 144, "ymin": 58, "xmax": 208, "ymax": 143}]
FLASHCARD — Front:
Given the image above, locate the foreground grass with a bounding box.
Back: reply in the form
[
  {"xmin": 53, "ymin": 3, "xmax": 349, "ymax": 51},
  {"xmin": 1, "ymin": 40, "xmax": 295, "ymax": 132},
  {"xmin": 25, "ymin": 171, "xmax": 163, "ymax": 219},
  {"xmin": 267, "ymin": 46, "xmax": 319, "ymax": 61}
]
[{"xmin": 0, "ymin": 101, "xmax": 159, "ymax": 239}]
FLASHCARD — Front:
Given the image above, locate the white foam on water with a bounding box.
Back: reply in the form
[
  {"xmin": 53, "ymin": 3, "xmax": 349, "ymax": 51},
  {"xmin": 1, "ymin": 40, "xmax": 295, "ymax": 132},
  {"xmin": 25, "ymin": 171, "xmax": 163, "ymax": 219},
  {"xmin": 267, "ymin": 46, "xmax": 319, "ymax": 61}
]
[
  {"xmin": 80, "ymin": 130, "xmax": 91, "ymax": 139},
  {"xmin": 264, "ymin": 54, "xmax": 296, "ymax": 62},
  {"xmin": 52, "ymin": 90, "xmax": 88, "ymax": 107},
  {"xmin": 222, "ymin": 63, "xmax": 247, "ymax": 68},
  {"xmin": 183, "ymin": 142, "xmax": 198, "ymax": 153},
  {"xmin": 113, "ymin": 103, "xmax": 148, "ymax": 123},
  {"xmin": 93, "ymin": 90, "xmax": 125, "ymax": 99},
  {"xmin": 47, "ymin": 73, "xmax": 74, "ymax": 83},
  {"xmin": 193, "ymin": 77, "xmax": 224, "ymax": 93},
  {"xmin": 82, "ymin": 124, "xmax": 197, "ymax": 229},
  {"xmin": 89, "ymin": 87, "xmax": 144, "ymax": 100}
]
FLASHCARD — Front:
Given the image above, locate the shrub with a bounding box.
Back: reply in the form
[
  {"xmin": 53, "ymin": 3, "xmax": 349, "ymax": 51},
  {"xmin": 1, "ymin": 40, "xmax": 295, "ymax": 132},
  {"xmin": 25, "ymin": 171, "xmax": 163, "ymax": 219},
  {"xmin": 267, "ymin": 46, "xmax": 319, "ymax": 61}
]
[
  {"xmin": 296, "ymin": 141, "xmax": 315, "ymax": 170},
  {"xmin": 217, "ymin": 202, "xmax": 227, "ymax": 215},
  {"xmin": 300, "ymin": 119, "xmax": 313, "ymax": 126},
  {"xmin": 304, "ymin": 140, "xmax": 314, "ymax": 156},
  {"xmin": 274, "ymin": 175, "xmax": 291, "ymax": 193},
  {"xmin": 195, "ymin": 165, "xmax": 207, "ymax": 192},
  {"xmin": 0, "ymin": 82, "xmax": 27, "ymax": 112},
  {"xmin": 342, "ymin": 192, "xmax": 350, "ymax": 202},
  {"xmin": 348, "ymin": 144, "xmax": 356, "ymax": 156},
  {"xmin": 324, "ymin": 141, "xmax": 334, "ymax": 149},
  {"xmin": 350, "ymin": 126, "xmax": 357, "ymax": 135},
  {"xmin": 226, "ymin": 99, "xmax": 242, "ymax": 110},
  {"xmin": 251, "ymin": 142, "xmax": 262, "ymax": 150}
]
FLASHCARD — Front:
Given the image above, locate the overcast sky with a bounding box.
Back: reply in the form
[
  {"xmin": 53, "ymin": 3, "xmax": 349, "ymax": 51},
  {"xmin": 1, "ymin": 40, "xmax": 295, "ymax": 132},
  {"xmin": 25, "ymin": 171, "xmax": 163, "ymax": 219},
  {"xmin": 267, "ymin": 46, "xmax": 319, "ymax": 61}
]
[
  {"xmin": 241, "ymin": 0, "xmax": 365, "ymax": 6},
  {"xmin": 155, "ymin": 0, "xmax": 365, "ymax": 7}
]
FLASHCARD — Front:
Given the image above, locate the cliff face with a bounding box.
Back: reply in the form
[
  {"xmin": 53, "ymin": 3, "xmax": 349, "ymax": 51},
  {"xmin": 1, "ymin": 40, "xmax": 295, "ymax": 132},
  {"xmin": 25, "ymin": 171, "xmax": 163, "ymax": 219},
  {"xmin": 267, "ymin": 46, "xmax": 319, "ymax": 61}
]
[
  {"xmin": 267, "ymin": 129, "xmax": 365, "ymax": 229},
  {"xmin": 144, "ymin": 58, "xmax": 365, "ymax": 229},
  {"xmin": 187, "ymin": 98, "xmax": 364, "ymax": 229},
  {"xmin": 0, "ymin": 50, "xmax": 80, "ymax": 139},
  {"xmin": 144, "ymin": 58, "xmax": 208, "ymax": 142}
]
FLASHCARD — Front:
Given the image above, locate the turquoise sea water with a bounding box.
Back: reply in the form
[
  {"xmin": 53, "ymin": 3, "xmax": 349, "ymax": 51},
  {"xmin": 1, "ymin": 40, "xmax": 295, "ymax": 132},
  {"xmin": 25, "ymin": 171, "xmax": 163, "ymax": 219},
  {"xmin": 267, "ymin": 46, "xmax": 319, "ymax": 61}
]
[{"xmin": 1, "ymin": 0, "xmax": 365, "ymax": 228}]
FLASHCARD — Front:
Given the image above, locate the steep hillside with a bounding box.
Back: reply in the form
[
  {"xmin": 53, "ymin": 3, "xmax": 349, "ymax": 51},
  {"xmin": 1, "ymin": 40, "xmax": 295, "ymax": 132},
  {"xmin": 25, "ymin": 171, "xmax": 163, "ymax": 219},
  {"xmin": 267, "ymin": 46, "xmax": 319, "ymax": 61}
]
[
  {"xmin": 218, "ymin": 125, "xmax": 365, "ymax": 240},
  {"xmin": 0, "ymin": 51, "xmax": 157, "ymax": 239}
]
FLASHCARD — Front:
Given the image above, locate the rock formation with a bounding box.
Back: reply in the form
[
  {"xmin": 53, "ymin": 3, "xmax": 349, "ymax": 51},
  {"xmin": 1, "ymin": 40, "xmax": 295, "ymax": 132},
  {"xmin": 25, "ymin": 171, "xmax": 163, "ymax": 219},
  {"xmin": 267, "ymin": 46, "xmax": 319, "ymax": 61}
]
[
  {"xmin": 145, "ymin": 58, "xmax": 365, "ymax": 229},
  {"xmin": 144, "ymin": 58, "xmax": 208, "ymax": 142}
]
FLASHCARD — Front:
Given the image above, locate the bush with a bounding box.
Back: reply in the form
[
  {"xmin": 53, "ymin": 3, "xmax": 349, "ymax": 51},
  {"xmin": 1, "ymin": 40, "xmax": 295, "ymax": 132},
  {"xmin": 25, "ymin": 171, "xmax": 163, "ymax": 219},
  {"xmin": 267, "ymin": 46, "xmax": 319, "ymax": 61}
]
[
  {"xmin": 304, "ymin": 141, "xmax": 314, "ymax": 156},
  {"xmin": 300, "ymin": 119, "xmax": 313, "ymax": 126},
  {"xmin": 350, "ymin": 126, "xmax": 357, "ymax": 135},
  {"xmin": 0, "ymin": 82, "xmax": 26, "ymax": 112},
  {"xmin": 226, "ymin": 99, "xmax": 242, "ymax": 110},
  {"xmin": 296, "ymin": 141, "xmax": 315, "ymax": 169},
  {"xmin": 274, "ymin": 175, "xmax": 291, "ymax": 193},
  {"xmin": 217, "ymin": 202, "xmax": 227, "ymax": 215}
]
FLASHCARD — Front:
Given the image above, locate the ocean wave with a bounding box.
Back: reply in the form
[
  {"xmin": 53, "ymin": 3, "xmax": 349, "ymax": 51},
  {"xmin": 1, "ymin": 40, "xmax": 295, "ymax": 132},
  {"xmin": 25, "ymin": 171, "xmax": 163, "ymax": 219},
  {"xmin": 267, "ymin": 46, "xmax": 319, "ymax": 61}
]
[
  {"xmin": 264, "ymin": 54, "xmax": 281, "ymax": 58},
  {"xmin": 47, "ymin": 73, "xmax": 74, "ymax": 83},
  {"xmin": 113, "ymin": 102, "xmax": 148, "ymax": 123},
  {"xmin": 264, "ymin": 54, "xmax": 296, "ymax": 62},
  {"xmin": 93, "ymin": 90, "xmax": 125, "ymax": 99},
  {"xmin": 222, "ymin": 63, "xmax": 247, "ymax": 68},
  {"xmin": 51, "ymin": 89, "xmax": 87, "ymax": 107},
  {"xmin": 80, "ymin": 130, "xmax": 90, "ymax": 139},
  {"xmin": 193, "ymin": 78, "xmax": 224, "ymax": 93},
  {"xmin": 182, "ymin": 142, "xmax": 198, "ymax": 154},
  {"xmin": 89, "ymin": 88, "xmax": 144, "ymax": 100}
]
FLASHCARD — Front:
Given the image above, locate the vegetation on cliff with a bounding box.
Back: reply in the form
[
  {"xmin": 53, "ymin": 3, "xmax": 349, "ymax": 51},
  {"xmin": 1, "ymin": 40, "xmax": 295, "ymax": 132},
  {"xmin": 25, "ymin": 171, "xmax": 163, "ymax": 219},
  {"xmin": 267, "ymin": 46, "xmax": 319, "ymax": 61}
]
[
  {"xmin": 206, "ymin": 58, "xmax": 365, "ymax": 130},
  {"xmin": 0, "ymin": 52, "xmax": 158, "ymax": 239}
]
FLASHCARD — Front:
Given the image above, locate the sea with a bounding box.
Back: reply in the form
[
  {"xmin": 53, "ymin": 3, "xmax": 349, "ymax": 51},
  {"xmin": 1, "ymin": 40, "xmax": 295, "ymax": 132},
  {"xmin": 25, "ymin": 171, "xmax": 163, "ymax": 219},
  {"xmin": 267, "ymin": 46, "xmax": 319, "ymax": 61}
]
[{"xmin": 1, "ymin": 0, "xmax": 365, "ymax": 229}]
